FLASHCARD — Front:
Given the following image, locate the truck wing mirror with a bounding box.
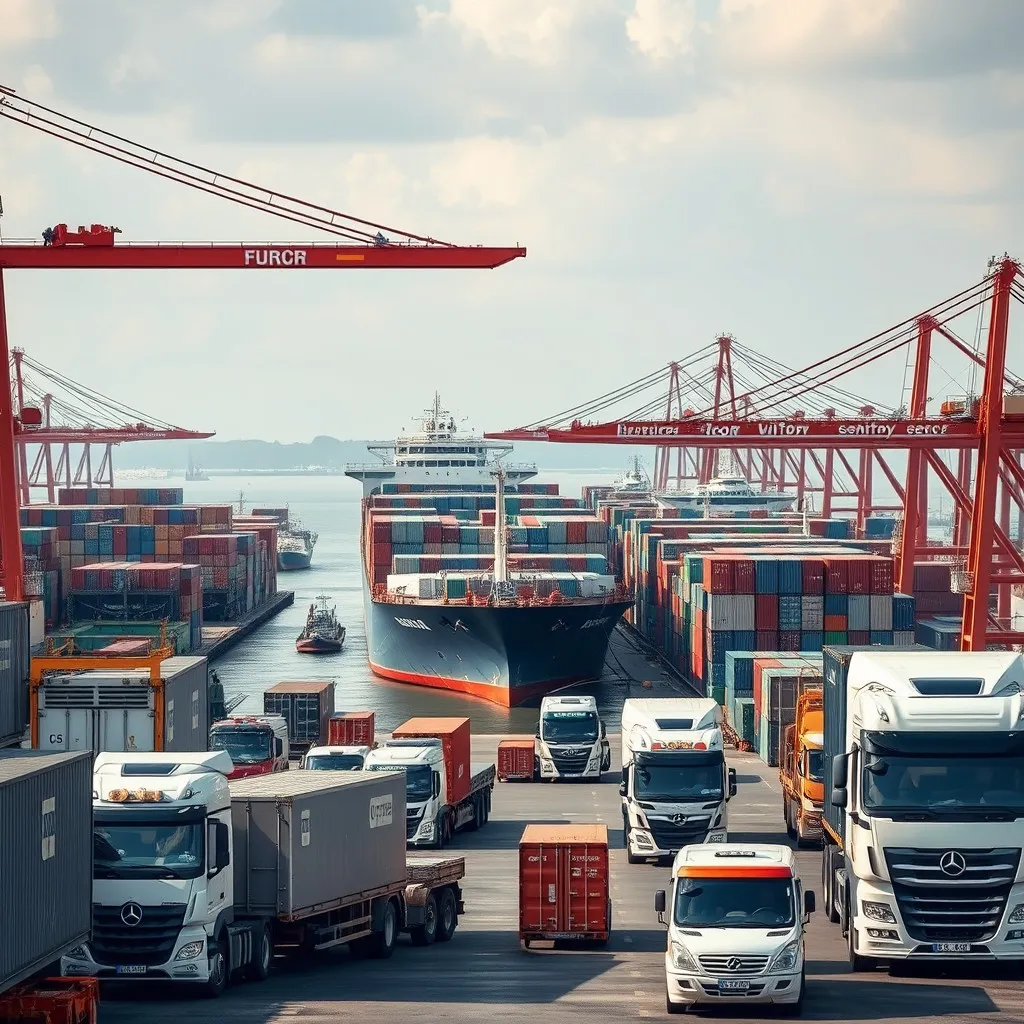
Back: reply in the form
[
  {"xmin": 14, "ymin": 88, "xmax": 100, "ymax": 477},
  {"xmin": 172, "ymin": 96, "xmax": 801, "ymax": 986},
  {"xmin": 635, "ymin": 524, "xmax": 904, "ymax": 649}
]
[
  {"xmin": 728, "ymin": 767, "xmax": 737, "ymax": 799},
  {"xmin": 830, "ymin": 787, "xmax": 847, "ymax": 808},
  {"xmin": 618, "ymin": 781, "xmax": 627, "ymax": 797},
  {"xmin": 275, "ymin": 738, "xmax": 283, "ymax": 757},
  {"xmin": 654, "ymin": 889, "xmax": 667, "ymax": 924},
  {"xmin": 600, "ymin": 721, "xmax": 607, "ymax": 739},
  {"xmin": 831, "ymin": 753, "xmax": 848, "ymax": 789},
  {"xmin": 804, "ymin": 890, "xmax": 816, "ymax": 915},
  {"xmin": 433, "ymin": 773, "xmax": 441, "ymax": 798}
]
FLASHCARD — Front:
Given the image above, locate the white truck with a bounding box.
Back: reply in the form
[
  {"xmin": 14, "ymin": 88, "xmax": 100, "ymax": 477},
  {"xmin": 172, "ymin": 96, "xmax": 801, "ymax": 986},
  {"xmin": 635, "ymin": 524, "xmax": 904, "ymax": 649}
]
[
  {"xmin": 656, "ymin": 844, "xmax": 815, "ymax": 1015},
  {"xmin": 365, "ymin": 738, "xmax": 495, "ymax": 849},
  {"xmin": 535, "ymin": 695, "xmax": 611, "ymax": 781},
  {"xmin": 62, "ymin": 751, "xmax": 467, "ymax": 995},
  {"xmin": 823, "ymin": 648, "xmax": 1024, "ymax": 970},
  {"xmin": 302, "ymin": 745, "xmax": 371, "ymax": 770},
  {"xmin": 620, "ymin": 698, "xmax": 737, "ymax": 864}
]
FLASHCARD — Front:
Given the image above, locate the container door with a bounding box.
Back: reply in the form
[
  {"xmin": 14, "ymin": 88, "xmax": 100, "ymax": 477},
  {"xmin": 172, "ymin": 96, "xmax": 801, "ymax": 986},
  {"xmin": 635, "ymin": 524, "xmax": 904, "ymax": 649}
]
[
  {"xmin": 564, "ymin": 843, "xmax": 609, "ymax": 934},
  {"xmin": 37, "ymin": 707, "xmax": 92, "ymax": 751},
  {"xmin": 99, "ymin": 707, "xmax": 156, "ymax": 753},
  {"xmin": 520, "ymin": 843, "xmax": 563, "ymax": 934}
]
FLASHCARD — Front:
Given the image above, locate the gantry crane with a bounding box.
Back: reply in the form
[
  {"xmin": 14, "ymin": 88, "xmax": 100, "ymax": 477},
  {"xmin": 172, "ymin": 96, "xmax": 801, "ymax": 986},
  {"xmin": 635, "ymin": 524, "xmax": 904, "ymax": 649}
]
[{"xmin": 0, "ymin": 86, "xmax": 526, "ymax": 600}]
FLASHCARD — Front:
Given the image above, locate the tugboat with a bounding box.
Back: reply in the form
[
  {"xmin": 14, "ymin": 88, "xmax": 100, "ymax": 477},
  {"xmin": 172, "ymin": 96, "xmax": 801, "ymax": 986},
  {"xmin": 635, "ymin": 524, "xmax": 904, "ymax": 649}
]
[{"xmin": 296, "ymin": 593, "xmax": 345, "ymax": 654}]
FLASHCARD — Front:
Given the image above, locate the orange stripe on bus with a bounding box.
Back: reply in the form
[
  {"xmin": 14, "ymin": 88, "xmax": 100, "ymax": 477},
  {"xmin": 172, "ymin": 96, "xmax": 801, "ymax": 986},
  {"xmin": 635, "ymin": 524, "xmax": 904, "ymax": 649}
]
[{"xmin": 677, "ymin": 865, "xmax": 793, "ymax": 879}]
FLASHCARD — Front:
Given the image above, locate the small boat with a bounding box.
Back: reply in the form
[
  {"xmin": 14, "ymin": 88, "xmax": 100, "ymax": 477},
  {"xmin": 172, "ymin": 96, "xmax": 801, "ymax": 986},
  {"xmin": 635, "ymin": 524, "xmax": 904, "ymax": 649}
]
[{"xmin": 296, "ymin": 593, "xmax": 345, "ymax": 654}]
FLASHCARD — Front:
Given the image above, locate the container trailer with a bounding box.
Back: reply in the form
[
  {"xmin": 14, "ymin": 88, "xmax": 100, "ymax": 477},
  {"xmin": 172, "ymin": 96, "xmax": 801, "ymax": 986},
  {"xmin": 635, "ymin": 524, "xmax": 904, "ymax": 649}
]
[
  {"xmin": 31, "ymin": 656, "xmax": 209, "ymax": 754},
  {"xmin": 536, "ymin": 695, "xmax": 612, "ymax": 780},
  {"xmin": 262, "ymin": 681, "xmax": 335, "ymax": 759},
  {"xmin": 619, "ymin": 698, "xmax": 736, "ymax": 864},
  {"xmin": 779, "ymin": 683, "xmax": 823, "ymax": 846},
  {"xmin": 63, "ymin": 753, "xmax": 466, "ymax": 995},
  {"xmin": 365, "ymin": 717, "xmax": 495, "ymax": 848},
  {"xmin": 208, "ymin": 714, "xmax": 289, "ymax": 779},
  {"xmin": 821, "ymin": 647, "xmax": 1024, "ymax": 970},
  {"xmin": 519, "ymin": 824, "xmax": 610, "ymax": 948},
  {"xmin": 498, "ymin": 737, "xmax": 537, "ymax": 782},
  {"xmin": 0, "ymin": 750, "xmax": 92, "ymax": 996}
]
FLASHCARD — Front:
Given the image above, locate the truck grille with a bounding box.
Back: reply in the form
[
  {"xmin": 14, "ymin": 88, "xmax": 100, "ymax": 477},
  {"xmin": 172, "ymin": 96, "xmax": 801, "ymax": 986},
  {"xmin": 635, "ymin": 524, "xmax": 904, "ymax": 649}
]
[
  {"xmin": 91, "ymin": 903, "xmax": 187, "ymax": 967},
  {"xmin": 884, "ymin": 847, "xmax": 1021, "ymax": 943},
  {"xmin": 550, "ymin": 750, "xmax": 590, "ymax": 774},
  {"xmin": 648, "ymin": 816, "xmax": 711, "ymax": 850},
  {"xmin": 407, "ymin": 807, "xmax": 423, "ymax": 840},
  {"xmin": 698, "ymin": 954, "xmax": 769, "ymax": 976}
]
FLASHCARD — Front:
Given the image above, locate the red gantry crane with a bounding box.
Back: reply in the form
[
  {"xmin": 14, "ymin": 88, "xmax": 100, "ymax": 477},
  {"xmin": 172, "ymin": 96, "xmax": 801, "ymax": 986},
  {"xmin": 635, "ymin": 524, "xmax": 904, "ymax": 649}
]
[
  {"xmin": 488, "ymin": 258, "xmax": 1024, "ymax": 653},
  {"xmin": 0, "ymin": 86, "xmax": 526, "ymax": 601}
]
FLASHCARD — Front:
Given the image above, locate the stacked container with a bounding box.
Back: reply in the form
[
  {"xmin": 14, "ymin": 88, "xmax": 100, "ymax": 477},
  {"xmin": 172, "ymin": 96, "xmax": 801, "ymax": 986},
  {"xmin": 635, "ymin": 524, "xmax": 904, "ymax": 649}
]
[{"xmin": 263, "ymin": 681, "xmax": 336, "ymax": 757}]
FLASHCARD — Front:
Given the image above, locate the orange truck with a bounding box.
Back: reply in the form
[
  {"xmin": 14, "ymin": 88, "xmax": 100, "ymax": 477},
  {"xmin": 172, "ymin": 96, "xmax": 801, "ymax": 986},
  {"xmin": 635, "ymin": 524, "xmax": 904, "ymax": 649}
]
[{"xmin": 779, "ymin": 684, "xmax": 823, "ymax": 846}]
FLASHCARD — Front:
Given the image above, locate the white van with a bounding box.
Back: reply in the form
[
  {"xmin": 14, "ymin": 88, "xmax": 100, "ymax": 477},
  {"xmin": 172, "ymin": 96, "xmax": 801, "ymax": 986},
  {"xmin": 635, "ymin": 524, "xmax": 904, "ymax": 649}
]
[{"xmin": 655, "ymin": 844, "xmax": 814, "ymax": 1015}]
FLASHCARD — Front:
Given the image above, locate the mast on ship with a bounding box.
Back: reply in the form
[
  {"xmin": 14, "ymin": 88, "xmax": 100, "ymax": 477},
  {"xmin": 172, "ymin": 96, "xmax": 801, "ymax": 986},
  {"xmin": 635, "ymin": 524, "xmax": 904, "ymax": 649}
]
[{"xmin": 492, "ymin": 464, "xmax": 508, "ymax": 584}]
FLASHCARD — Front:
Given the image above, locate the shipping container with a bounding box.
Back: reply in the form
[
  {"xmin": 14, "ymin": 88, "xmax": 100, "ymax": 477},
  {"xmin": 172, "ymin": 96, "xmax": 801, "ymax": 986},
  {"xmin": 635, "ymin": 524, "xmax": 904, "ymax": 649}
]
[
  {"xmin": 229, "ymin": 770, "xmax": 408, "ymax": 920},
  {"xmin": 327, "ymin": 711, "xmax": 375, "ymax": 747},
  {"xmin": 0, "ymin": 602, "xmax": 30, "ymax": 747},
  {"xmin": 263, "ymin": 681, "xmax": 335, "ymax": 754},
  {"xmin": 498, "ymin": 738, "xmax": 536, "ymax": 782},
  {"xmin": 0, "ymin": 750, "xmax": 92, "ymax": 993},
  {"xmin": 392, "ymin": 717, "xmax": 472, "ymax": 806},
  {"xmin": 32, "ymin": 655, "xmax": 209, "ymax": 754},
  {"xmin": 519, "ymin": 823, "xmax": 610, "ymax": 945}
]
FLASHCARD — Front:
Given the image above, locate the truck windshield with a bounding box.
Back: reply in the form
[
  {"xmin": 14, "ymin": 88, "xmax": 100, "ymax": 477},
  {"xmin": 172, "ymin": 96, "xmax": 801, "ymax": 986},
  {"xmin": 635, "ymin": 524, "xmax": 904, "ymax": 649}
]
[
  {"xmin": 366, "ymin": 763, "xmax": 433, "ymax": 800},
  {"xmin": 542, "ymin": 712, "xmax": 599, "ymax": 744},
  {"xmin": 306, "ymin": 754, "xmax": 364, "ymax": 770},
  {"xmin": 862, "ymin": 754, "xmax": 1024, "ymax": 816},
  {"xmin": 674, "ymin": 877, "xmax": 795, "ymax": 929},
  {"xmin": 636, "ymin": 763, "xmax": 723, "ymax": 801},
  {"xmin": 804, "ymin": 750, "xmax": 823, "ymax": 783},
  {"xmin": 93, "ymin": 822, "xmax": 204, "ymax": 880},
  {"xmin": 210, "ymin": 728, "xmax": 271, "ymax": 764}
]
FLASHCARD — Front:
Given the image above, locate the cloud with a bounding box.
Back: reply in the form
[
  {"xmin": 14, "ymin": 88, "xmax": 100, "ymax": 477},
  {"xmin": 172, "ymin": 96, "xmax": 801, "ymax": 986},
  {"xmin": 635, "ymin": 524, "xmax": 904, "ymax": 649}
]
[
  {"xmin": 626, "ymin": 0, "xmax": 697, "ymax": 65},
  {"xmin": 0, "ymin": 0, "xmax": 59, "ymax": 50}
]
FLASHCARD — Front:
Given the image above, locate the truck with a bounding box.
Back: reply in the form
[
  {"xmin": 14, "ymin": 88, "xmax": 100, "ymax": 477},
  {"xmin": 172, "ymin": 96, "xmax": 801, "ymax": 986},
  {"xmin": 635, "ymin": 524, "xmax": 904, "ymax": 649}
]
[
  {"xmin": 208, "ymin": 715, "xmax": 289, "ymax": 779},
  {"xmin": 364, "ymin": 717, "xmax": 495, "ymax": 849},
  {"xmin": 262, "ymin": 681, "xmax": 334, "ymax": 760},
  {"xmin": 535, "ymin": 695, "xmax": 611, "ymax": 781},
  {"xmin": 822, "ymin": 647, "xmax": 1024, "ymax": 970},
  {"xmin": 656, "ymin": 844, "xmax": 815, "ymax": 1014},
  {"xmin": 62, "ymin": 751, "xmax": 467, "ymax": 995},
  {"xmin": 779, "ymin": 683, "xmax": 823, "ymax": 847},
  {"xmin": 302, "ymin": 744, "xmax": 371, "ymax": 770},
  {"xmin": 619, "ymin": 698, "xmax": 737, "ymax": 864}
]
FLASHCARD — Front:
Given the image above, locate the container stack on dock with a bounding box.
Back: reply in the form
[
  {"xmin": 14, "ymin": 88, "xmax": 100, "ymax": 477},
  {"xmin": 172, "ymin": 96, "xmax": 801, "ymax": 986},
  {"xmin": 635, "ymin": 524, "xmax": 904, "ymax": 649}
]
[{"xmin": 20, "ymin": 487, "xmax": 281, "ymax": 650}]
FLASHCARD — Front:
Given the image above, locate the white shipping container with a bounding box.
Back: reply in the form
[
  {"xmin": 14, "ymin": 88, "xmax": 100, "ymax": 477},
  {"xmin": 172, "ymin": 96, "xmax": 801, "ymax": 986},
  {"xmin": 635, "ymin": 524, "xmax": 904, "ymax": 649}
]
[
  {"xmin": 870, "ymin": 595, "xmax": 894, "ymax": 631},
  {"xmin": 801, "ymin": 595, "xmax": 824, "ymax": 630},
  {"xmin": 848, "ymin": 595, "xmax": 871, "ymax": 632},
  {"xmin": 733, "ymin": 594, "xmax": 755, "ymax": 632},
  {"xmin": 706, "ymin": 594, "xmax": 733, "ymax": 631},
  {"xmin": 893, "ymin": 630, "xmax": 915, "ymax": 645}
]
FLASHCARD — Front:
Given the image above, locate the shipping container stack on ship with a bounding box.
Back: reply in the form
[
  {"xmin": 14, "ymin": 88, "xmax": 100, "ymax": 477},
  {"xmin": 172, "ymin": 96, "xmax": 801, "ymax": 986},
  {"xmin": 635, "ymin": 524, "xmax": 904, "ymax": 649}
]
[{"xmin": 20, "ymin": 487, "xmax": 282, "ymax": 653}]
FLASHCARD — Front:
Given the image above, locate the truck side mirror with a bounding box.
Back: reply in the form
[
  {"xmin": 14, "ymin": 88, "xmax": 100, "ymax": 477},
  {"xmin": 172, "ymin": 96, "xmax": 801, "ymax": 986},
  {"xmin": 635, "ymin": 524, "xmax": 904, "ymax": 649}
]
[
  {"xmin": 804, "ymin": 890, "xmax": 816, "ymax": 916},
  {"xmin": 831, "ymin": 787, "xmax": 848, "ymax": 808},
  {"xmin": 274, "ymin": 738, "xmax": 283, "ymax": 757},
  {"xmin": 832, "ymin": 753, "xmax": 848, "ymax": 789},
  {"xmin": 728, "ymin": 767, "xmax": 737, "ymax": 799},
  {"xmin": 654, "ymin": 889, "xmax": 667, "ymax": 924},
  {"xmin": 600, "ymin": 721, "xmax": 607, "ymax": 739},
  {"xmin": 433, "ymin": 772, "xmax": 441, "ymax": 798},
  {"xmin": 209, "ymin": 820, "xmax": 230, "ymax": 876}
]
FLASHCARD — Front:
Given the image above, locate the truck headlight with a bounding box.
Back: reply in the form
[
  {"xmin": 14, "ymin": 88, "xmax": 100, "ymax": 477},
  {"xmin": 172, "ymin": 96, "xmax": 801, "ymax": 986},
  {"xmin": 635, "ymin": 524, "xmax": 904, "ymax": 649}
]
[
  {"xmin": 174, "ymin": 941, "xmax": 205, "ymax": 962},
  {"xmin": 1008, "ymin": 904, "xmax": 1024, "ymax": 924},
  {"xmin": 862, "ymin": 901, "xmax": 897, "ymax": 924},
  {"xmin": 65, "ymin": 945, "xmax": 88, "ymax": 960},
  {"xmin": 670, "ymin": 941, "xmax": 697, "ymax": 971},
  {"xmin": 587, "ymin": 759, "xmax": 598, "ymax": 771},
  {"xmin": 706, "ymin": 831, "xmax": 726, "ymax": 843},
  {"xmin": 768, "ymin": 939, "xmax": 801, "ymax": 973},
  {"xmin": 420, "ymin": 820, "xmax": 435, "ymax": 837},
  {"xmin": 541, "ymin": 759, "xmax": 553, "ymax": 771}
]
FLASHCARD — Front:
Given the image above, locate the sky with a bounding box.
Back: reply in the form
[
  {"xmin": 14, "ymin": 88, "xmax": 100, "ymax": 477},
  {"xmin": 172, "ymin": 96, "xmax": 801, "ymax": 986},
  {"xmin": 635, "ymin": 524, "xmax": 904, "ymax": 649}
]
[{"xmin": 0, "ymin": 0, "xmax": 1021, "ymax": 443}]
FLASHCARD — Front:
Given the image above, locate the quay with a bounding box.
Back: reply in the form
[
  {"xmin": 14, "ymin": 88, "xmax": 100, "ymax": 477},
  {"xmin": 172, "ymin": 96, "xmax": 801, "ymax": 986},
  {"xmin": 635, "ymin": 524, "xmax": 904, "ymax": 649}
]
[{"xmin": 199, "ymin": 589, "xmax": 295, "ymax": 661}]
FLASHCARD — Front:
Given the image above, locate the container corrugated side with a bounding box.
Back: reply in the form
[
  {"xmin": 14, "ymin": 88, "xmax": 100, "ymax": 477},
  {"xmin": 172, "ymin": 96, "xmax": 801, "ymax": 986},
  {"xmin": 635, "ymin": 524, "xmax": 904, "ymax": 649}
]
[
  {"xmin": 230, "ymin": 769, "xmax": 407, "ymax": 920},
  {"xmin": 163, "ymin": 656, "xmax": 210, "ymax": 752},
  {"xmin": 0, "ymin": 750, "xmax": 92, "ymax": 993},
  {"xmin": 0, "ymin": 603, "xmax": 30, "ymax": 747}
]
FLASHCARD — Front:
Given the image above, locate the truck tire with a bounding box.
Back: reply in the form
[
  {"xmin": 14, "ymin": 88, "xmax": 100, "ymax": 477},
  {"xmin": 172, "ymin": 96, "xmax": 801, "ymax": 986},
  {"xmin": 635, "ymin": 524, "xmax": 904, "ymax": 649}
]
[
  {"xmin": 203, "ymin": 938, "xmax": 229, "ymax": 998},
  {"xmin": 245, "ymin": 925, "xmax": 273, "ymax": 981},
  {"xmin": 847, "ymin": 903, "xmax": 874, "ymax": 973},
  {"xmin": 665, "ymin": 989, "xmax": 685, "ymax": 1014},
  {"xmin": 785, "ymin": 797, "xmax": 797, "ymax": 839},
  {"xmin": 436, "ymin": 887, "xmax": 458, "ymax": 942},
  {"xmin": 410, "ymin": 894, "xmax": 439, "ymax": 946},
  {"xmin": 368, "ymin": 899, "xmax": 398, "ymax": 959},
  {"xmin": 467, "ymin": 796, "xmax": 481, "ymax": 832}
]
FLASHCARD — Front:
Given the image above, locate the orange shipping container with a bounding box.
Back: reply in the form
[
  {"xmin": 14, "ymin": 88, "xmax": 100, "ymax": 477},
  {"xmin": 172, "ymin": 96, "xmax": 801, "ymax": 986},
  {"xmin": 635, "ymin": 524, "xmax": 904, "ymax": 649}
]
[
  {"xmin": 393, "ymin": 717, "xmax": 472, "ymax": 806},
  {"xmin": 328, "ymin": 711, "xmax": 375, "ymax": 747},
  {"xmin": 519, "ymin": 824, "xmax": 610, "ymax": 946},
  {"xmin": 498, "ymin": 738, "xmax": 536, "ymax": 782}
]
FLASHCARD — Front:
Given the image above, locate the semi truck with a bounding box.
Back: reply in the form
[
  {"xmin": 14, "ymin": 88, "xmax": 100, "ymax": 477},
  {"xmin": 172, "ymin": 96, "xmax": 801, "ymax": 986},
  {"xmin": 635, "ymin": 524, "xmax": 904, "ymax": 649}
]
[
  {"xmin": 302, "ymin": 744, "xmax": 371, "ymax": 770},
  {"xmin": 620, "ymin": 698, "xmax": 737, "ymax": 864},
  {"xmin": 535, "ymin": 695, "xmax": 611, "ymax": 781},
  {"xmin": 779, "ymin": 683, "xmax": 823, "ymax": 846},
  {"xmin": 822, "ymin": 647, "xmax": 1024, "ymax": 970},
  {"xmin": 208, "ymin": 715, "xmax": 289, "ymax": 779},
  {"xmin": 61, "ymin": 751, "xmax": 467, "ymax": 995},
  {"xmin": 364, "ymin": 717, "xmax": 495, "ymax": 849}
]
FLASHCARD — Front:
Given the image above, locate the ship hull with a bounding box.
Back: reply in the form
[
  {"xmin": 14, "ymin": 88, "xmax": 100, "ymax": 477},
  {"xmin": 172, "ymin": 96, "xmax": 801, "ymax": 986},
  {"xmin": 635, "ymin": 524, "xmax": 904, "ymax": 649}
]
[
  {"xmin": 363, "ymin": 580, "xmax": 630, "ymax": 707},
  {"xmin": 656, "ymin": 494, "xmax": 796, "ymax": 513},
  {"xmin": 296, "ymin": 635, "xmax": 344, "ymax": 654},
  {"xmin": 279, "ymin": 550, "xmax": 313, "ymax": 571}
]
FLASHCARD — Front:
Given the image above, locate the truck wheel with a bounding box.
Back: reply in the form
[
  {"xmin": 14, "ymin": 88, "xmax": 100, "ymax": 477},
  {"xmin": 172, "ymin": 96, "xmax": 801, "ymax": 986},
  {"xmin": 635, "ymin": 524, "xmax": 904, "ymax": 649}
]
[
  {"xmin": 203, "ymin": 939, "xmax": 229, "ymax": 998},
  {"xmin": 245, "ymin": 926, "xmax": 273, "ymax": 981},
  {"xmin": 468, "ymin": 797, "xmax": 481, "ymax": 832},
  {"xmin": 436, "ymin": 888, "xmax": 458, "ymax": 942},
  {"xmin": 368, "ymin": 899, "xmax": 398, "ymax": 959},
  {"xmin": 410, "ymin": 894, "xmax": 439, "ymax": 946},
  {"xmin": 665, "ymin": 989, "xmax": 685, "ymax": 1014},
  {"xmin": 785, "ymin": 798, "xmax": 797, "ymax": 840},
  {"xmin": 826, "ymin": 848, "xmax": 841, "ymax": 924}
]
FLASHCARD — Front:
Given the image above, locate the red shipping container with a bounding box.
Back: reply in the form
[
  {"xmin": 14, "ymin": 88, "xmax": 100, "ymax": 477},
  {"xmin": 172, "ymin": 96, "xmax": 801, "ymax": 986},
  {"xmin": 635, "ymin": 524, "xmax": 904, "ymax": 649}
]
[
  {"xmin": 498, "ymin": 738, "xmax": 536, "ymax": 782},
  {"xmin": 703, "ymin": 557, "xmax": 735, "ymax": 594},
  {"xmin": 519, "ymin": 824, "xmax": 610, "ymax": 944},
  {"xmin": 756, "ymin": 630, "xmax": 778, "ymax": 650},
  {"xmin": 801, "ymin": 559, "xmax": 825, "ymax": 594},
  {"xmin": 732, "ymin": 558, "xmax": 756, "ymax": 595},
  {"xmin": 393, "ymin": 717, "xmax": 472, "ymax": 806},
  {"xmin": 823, "ymin": 558, "xmax": 849, "ymax": 594},
  {"xmin": 870, "ymin": 557, "xmax": 895, "ymax": 595},
  {"xmin": 847, "ymin": 557, "xmax": 871, "ymax": 595},
  {"xmin": 824, "ymin": 614, "xmax": 847, "ymax": 632},
  {"xmin": 755, "ymin": 594, "xmax": 778, "ymax": 630},
  {"xmin": 848, "ymin": 631, "xmax": 870, "ymax": 644},
  {"xmin": 328, "ymin": 711, "xmax": 375, "ymax": 747}
]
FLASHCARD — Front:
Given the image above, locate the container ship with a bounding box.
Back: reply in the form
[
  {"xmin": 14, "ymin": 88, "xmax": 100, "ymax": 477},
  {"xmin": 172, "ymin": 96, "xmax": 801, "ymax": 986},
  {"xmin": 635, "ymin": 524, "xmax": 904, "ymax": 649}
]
[
  {"xmin": 249, "ymin": 506, "xmax": 318, "ymax": 570},
  {"xmin": 345, "ymin": 395, "xmax": 632, "ymax": 707}
]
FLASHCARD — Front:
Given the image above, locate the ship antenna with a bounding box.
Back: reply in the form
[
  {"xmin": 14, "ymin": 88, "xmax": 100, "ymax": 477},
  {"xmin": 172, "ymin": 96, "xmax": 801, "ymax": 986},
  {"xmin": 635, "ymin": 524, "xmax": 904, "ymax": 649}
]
[{"xmin": 492, "ymin": 462, "xmax": 508, "ymax": 585}]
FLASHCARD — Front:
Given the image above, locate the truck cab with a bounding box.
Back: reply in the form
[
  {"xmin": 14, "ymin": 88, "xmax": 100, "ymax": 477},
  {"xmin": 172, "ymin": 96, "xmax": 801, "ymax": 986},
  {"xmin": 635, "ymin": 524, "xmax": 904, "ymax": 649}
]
[
  {"xmin": 656, "ymin": 844, "xmax": 814, "ymax": 1015},
  {"xmin": 366, "ymin": 740, "xmax": 445, "ymax": 845},
  {"xmin": 62, "ymin": 750, "xmax": 234, "ymax": 993},
  {"xmin": 209, "ymin": 715, "xmax": 289, "ymax": 779},
  {"xmin": 780, "ymin": 688, "xmax": 823, "ymax": 846},
  {"xmin": 302, "ymin": 745, "xmax": 371, "ymax": 770},
  {"xmin": 620, "ymin": 698, "xmax": 737, "ymax": 863},
  {"xmin": 536, "ymin": 695, "xmax": 611, "ymax": 780}
]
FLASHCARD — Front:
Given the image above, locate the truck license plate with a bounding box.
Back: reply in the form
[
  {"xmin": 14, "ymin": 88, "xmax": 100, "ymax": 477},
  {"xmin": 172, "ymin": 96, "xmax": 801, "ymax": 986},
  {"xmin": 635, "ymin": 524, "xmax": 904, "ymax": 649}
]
[
  {"xmin": 718, "ymin": 979, "xmax": 750, "ymax": 991},
  {"xmin": 932, "ymin": 942, "xmax": 971, "ymax": 954},
  {"xmin": 116, "ymin": 966, "xmax": 147, "ymax": 975}
]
